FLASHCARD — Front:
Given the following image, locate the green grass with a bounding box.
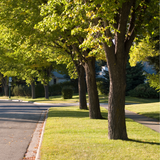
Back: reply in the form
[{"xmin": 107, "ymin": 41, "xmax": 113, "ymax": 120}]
[
  {"xmin": 125, "ymin": 102, "xmax": 160, "ymax": 120},
  {"xmin": 40, "ymin": 106, "xmax": 160, "ymax": 160}
]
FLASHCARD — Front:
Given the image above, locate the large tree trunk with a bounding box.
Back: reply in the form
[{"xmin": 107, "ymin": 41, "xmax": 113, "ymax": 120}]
[
  {"xmin": 104, "ymin": 42, "xmax": 128, "ymax": 140},
  {"xmin": 84, "ymin": 57, "xmax": 103, "ymax": 119},
  {"xmin": 31, "ymin": 82, "xmax": 35, "ymax": 99},
  {"xmin": 107, "ymin": 64, "xmax": 128, "ymax": 140},
  {"xmin": 76, "ymin": 65, "xmax": 88, "ymax": 110},
  {"xmin": 101, "ymin": 0, "xmax": 133, "ymax": 139},
  {"xmin": 43, "ymin": 84, "xmax": 49, "ymax": 99}
]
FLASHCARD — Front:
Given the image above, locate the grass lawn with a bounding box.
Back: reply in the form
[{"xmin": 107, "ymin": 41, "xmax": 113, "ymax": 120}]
[
  {"xmin": 40, "ymin": 106, "xmax": 160, "ymax": 160},
  {"xmin": 125, "ymin": 102, "xmax": 160, "ymax": 121}
]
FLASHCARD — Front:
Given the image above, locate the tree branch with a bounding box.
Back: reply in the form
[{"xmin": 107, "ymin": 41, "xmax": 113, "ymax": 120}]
[
  {"xmin": 124, "ymin": 1, "xmax": 136, "ymax": 56},
  {"xmin": 102, "ymin": 19, "xmax": 115, "ymax": 62},
  {"xmin": 72, "ymin": 44, "xmax": 87, "ymax": 64},
  {"xmin": 115, "ymin": 0, "xmax": 134, "ymax": 55},
  {"xmin": 125, "ymin": 0, "xmax": 150, "ymax": 55}
]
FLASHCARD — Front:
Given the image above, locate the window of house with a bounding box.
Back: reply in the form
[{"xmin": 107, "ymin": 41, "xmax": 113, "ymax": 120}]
[{"xmin": 54, "ymin": 78, "xmax": 57, "ymax": 84}]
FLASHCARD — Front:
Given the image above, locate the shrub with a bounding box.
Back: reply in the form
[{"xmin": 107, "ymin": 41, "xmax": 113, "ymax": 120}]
[
  {"xmin": 62, "ymin": 86, "xmax": 74, "ymax": 99},
  {"xmin": 128, "ymin": 83, "xmax": 159, "ymax": 98},
  {"xmin": 12, "ymin": 85, "xmax": 31, "ymax": 97},
  {"xmin": 12, "ymin": 85, "xmax": 25, "ymax": 96},
  {"xmin": 23, "ymin": 86, "xmax": 31, "ymax": 97}
]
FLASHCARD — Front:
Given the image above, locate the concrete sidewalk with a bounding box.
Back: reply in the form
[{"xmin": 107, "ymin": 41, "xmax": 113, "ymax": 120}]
[
  {"xmin": 125, "ymin": 109, "xmax": 160, "ymax": 133},
  {"xmin": 101, "ymin": 103, "xmax": 160, "ymax": 133}
]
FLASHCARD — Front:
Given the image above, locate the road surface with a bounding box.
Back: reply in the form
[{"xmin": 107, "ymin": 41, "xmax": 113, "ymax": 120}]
[{"xmin": 0, "ymin": 100, "xmax": 46, "ymax": 160}]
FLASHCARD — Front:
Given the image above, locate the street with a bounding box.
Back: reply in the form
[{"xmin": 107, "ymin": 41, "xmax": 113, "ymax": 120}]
[
  {"xmin": 0, "ymin": 100, "xmax": 78, "ymax": 160},
  {"xmin": 0, "ymin": 100, "xmax": 45, "ymax": 160}
]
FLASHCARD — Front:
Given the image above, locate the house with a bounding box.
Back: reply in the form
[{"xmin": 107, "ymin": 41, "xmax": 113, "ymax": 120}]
[
  {"xmin": 49, "ymin": 71, "xmax": 69, "ymax": 85},
  {"xmin": 143, "ymin": 62, "xmax": 156, "ymax": 74},
  {"xmin": 96, "ymin": 62, "xmax": 156, "ymax": 78},
  {"xmin": 96, "ymin": 66, "xmax": 108, "ymax": 79}
]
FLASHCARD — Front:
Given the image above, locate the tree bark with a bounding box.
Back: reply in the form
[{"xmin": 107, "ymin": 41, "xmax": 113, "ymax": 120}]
[
  {"xmin": 43, "ymin": 84, "xmax": 49, "ymax": 99},
  {"xmin": 31, "ymin": 82, "xmax": 35, "ymax": 99},
  {"xmin": 84, "ymin": 57, "xmax": 103, "ymax": 119},
  {"xmin": 103, "ymin": 42, "xmax": 128, "ymax": 140},
  {"xmin": 107, "ymin": 64, "xmax": 128, "ymax": 140},
  {"xmin": 76, "ymin": 65, "xmax": 88, "ymax": 110},
  {"xmin": 101, "ymin": 0, "xmax": 135, "ymax": 140}
]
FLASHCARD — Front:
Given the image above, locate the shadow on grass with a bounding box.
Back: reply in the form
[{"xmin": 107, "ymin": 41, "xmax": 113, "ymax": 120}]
[
  {"xmin": 125, "ymin": 96, "xmax": 159, "ymax": 104},
  {"xmin": 48, "ymin": 109, "xmax": 108, "ymax": 119},
  {"xmin": 127, "ymin": 139, "xmax": 160, "ymax": 146}
]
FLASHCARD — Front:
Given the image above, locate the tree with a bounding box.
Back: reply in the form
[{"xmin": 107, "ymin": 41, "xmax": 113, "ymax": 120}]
[
  {"xmin": 36, "ymin": 0, "xmax": 158, "ymax": 138},
  {"xmin": 87, "ymin": 0, "xmax": 158, "ymax": 139},
  {"xmin": 68, "ymin": 59, "xmax": 88, "ymax": 110},
  {"xmin": 0, "ymin": 26, "xmax": 19, "ymax": 96},
  {"xmin": 92, "ymin": 0, "xmax": 158, "ymax": 139},
  {"xmin": 129, "ymin": 36, "xmax": 159, "ymax": 92},
  {"xmin": 0, "ymin": 73, "xmax": 8, "ymax": 96},
  {"xmin": 126, "ymin": 61, "xmax": 145, "ymax": 94},
  {"xmin": 36, "ymin": 1, "xmax": 103, "ymax": 116},
  {"xmin": 0, "ymin": 1, "xmax": 59, "ymax": 99},
  {"xmin": 0, "ymin": 24, "xmax": 56, "ymax": 99},
  {"xmin": 46, "ymin": 45, "xmax": 88, "ymax": 109},
  {"xmin": 0, "ymin": 0, "xmax": 88, "ymax": 108},
  {"xmin": 50, "ymin": 0, "xmax": 157, "ymax": 139},
  {"xmin": 129, "ymin": 0, "xmax": 159, "ymax": 92},
  {"xmin": 51, "ymin": 50, "xmax": 88, "ymax": 110}
]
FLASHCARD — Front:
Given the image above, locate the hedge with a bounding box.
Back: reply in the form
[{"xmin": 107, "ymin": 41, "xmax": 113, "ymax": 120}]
[
  {"xmin": 61, "ymin": 86, "xmax": 74, "ymax": 99},
  {"xmin": 128, "ymin": 83, "xmax": 159, "ymax": 98}
]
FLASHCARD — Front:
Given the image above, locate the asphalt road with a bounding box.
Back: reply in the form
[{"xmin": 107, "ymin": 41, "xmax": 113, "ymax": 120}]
[
  {"xmin": 0, "ymin": 100, "xmax": 79, "ymax": 160},
  {"xmin": 0, "ymin": 100, "xmax": 47, "ymax": 160}
]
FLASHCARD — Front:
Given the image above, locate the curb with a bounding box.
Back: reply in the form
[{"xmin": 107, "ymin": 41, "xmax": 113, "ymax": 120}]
[
  {"xmin": 36, "ymin": 109, "xmax": 49, "ymax": 160},
  {"xmin": 0, "ymin": 99, "xmax": 33, "ymax": 103},
  {"xmin": 23, "ymin": 109, "xmax": 49, "ymax": 160}
]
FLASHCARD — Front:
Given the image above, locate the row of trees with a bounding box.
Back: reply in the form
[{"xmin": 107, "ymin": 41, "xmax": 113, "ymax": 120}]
[{"xmin": 0, "ymin": 0, "xmax": 159, "ymax": 140}]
